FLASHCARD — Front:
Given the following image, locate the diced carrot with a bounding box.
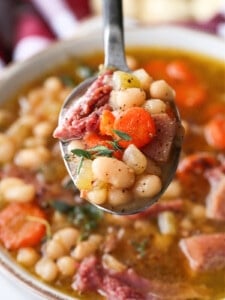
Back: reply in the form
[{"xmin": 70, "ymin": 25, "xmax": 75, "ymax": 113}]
[
  {"xmin": 166, "ymin": 60, "xmax": 196, "ymax": 82},
  {"xmin": 0, "ymin": 203, "xmax": 46, "ymax": 250},
  {"xmin": 114, "ymin": 107, "xmax": 155, "ymax": 148},
  {"xmin": 99, "ymin": 110, "xmax": 115, "ymax": 136},
  {"xmin": 175, "ymin": 82, "xmax": 207, "ymax": 108},
  {"xmin": 204, "ymin": 115, "xmax": 225, "ymax": 150},
  {"xmin": 83, "ymin": 132, "xmax": 110, "ymax": 148},
  {"xmin": 204, "ymin": 103, "xmax": 225, "ymax": 120},
  {"xmin": 142, "ymin": 59, "xmax": 168, "ymax": 81}
]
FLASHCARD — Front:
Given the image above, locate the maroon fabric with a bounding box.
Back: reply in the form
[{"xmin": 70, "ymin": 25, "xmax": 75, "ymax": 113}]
[
  {"xmin": 65, "ymin": 0, "xmax": 91, "ymax": 20},
  {"xmin": 14, "ymin": 7, "xmax": 55, "ymax": 44}
]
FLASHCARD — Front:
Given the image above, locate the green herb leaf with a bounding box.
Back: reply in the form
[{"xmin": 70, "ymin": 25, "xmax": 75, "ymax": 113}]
[
  {"xmin": 89, "ymin": 145, "xmax": 114, "ymax": 157},
  {"xmin": 77, "ymin": 156, "xmax": 84, "ymax": 174},
  {"xmin": 71, "ymin": 204, "xmax": 103, "ymax": 239},
  {"xmin": 52, "ymin": 200, "xmax": 73, "ymax": 213},
  {"xmin": 76, "ymin": 65, "xmax": 95, "ymax": 79},
  {"xmin": 60, "ymin": 75, "xmax": 76, "ymax": 87},
  {"xmin": 71, "ymin": 148, "xmax": 92, "ymax": 159},
  {"xmin": 131, "ymin": 239, "xmax": 148, "ymax": 258},
  {"xmin": 109, "ymin": 140, "xmax": 124, "ymax": 151},
  {"xmin": 113, "ymin": 129, "xmax": 131, "ymax": 141}
]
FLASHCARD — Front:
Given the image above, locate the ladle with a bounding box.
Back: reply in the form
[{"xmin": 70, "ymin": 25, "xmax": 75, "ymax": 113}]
[{"xmin": 58, "ymin": 0, "xmax": 183, "ymax": 214}]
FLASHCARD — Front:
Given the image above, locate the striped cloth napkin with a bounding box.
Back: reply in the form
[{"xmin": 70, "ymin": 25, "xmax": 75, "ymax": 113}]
[{"xmin": 0, "ymin": 0, "xmax": 224, "ymax": 70}]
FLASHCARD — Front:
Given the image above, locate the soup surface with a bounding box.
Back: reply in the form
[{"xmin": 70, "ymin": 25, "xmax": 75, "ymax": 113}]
[{"xmin": 0, "ymin": 48, "xmax": 224, "ymax": 300}]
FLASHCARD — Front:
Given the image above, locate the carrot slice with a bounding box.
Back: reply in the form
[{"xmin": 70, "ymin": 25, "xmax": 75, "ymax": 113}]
[
  {"xmin": 175, "ymin": 82, "xmax": 206, "ymax": 108},
  {"xmin": 99, "ymin": 110, "xmax": 115, "ymax": 136},
  {"xmin": 204, "ymin": 115, "xmax": 225, "ymax": 150},
  {"xmin": 143, "ymin": 59, "xmax": 168, "ymax": 81},
  {"xmin": 0, "ymin": 203, "xmax": 46, "ymax": 250},
  {"xmin": 83, "ymin": 132, "xmax": 110, "ymax": 148},
  {"xmin": 166, "ymin": 60, "xmax": 196, "ymax": 82},
  {"xmin": 114, "ymin": 107, "xmax": 155, "ymax": 148}
]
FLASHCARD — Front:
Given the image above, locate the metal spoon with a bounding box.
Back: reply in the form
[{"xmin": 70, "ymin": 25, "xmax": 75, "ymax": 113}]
[{"xmin": 58, "ymin": 0, "xmax": 183, "ymax": 215}]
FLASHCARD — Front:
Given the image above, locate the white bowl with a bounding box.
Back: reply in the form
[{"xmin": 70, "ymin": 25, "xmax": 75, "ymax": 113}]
[{"xmin": 0, "ymin": 21, "xmax": 224, "ymax": 300}]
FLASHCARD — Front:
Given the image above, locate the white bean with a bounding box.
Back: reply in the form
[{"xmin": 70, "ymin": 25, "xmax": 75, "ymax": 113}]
[
  {"xmin": 56, "ymin": 256, "xmax": 77, "ymax": 276},
  {"xmin": 3, "ymin": 184, "xmax": 35, "ymax": 203},
  {"xmin": 35, "ymin": 257, "xmax": 58, "ymax": 282},
  {"xmin": 133, "ymin": 174, "xmax": 162, "ymax": 198},
  {"xmin": 44, "ymin": 77, "xmax": 63, "ymax": 94},
  {"xmin": 67, "ymin": 139, "xmax": 85, "ymax": 153},
  {"xmin": 0, "ymin": 177, "xmax": 35, "ymax": 203},
  {"xmin": 87, "ymin": 188, "xmax": 108, "ymax": 205},
  {"xmin": 123, "ymin": 144, "xmax": 147, "ymax": 174},
  {"xmin": 143, "ymin": 99, "xmax": 167, "ymax": 114},
  {"xmin": 112, "ymin": 88, "xmax": 146, "ymax": 110},
  {"xmin": 71, "ymin": 234, "xmax": 102, "ymax": 261},
  {"xmin": 92, "ymin": 157, "xmax": 135, "ymax": 189},
  {"xmin": 53, "ymin": 227, "xmax": 79, "ymax": 251},
  {"xmin": 0, "ymin": 134, "xmax": 15, "ymax": 163},
  {"xmin": 45, "ymin": 239, "xmax": 68, "ymax": 260},
  {"xmin": 17, "ymin": 247, "xmax": 40, "ymax": 267},
  {"xmin": 132, "ymin": 69, "xmax": 153, "ymax": 91},
  {"xmin": 150, "ymin": 80, "xmax": 175, "ymax": 101},
  {"xmin": 33, "ymin": 121, "xmax": 55, "ymax": 138},
  {"xmin": 0, "ymin": 177, "xmax": 23, "ymax": 191},
  {"xmin": 23, "ymin": 137, "xmax": 46, "ymax": 148},
  {"xmin": 14, "ymin": 146, "xmax": 51, "ymax": 169},
  {"xmin": 102, "ymin": 254, "xmax": 126, "ymax": 272},
  {"xmin": 108, "ymin": 188, "xmax": 131, "ymax": 206}
]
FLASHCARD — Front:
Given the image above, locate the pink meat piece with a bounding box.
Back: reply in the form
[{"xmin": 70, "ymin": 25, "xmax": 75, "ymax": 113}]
[
  {"xmin": 128, "ymin": 199, "xmax": 183, "ymax": 220},
  {"xmin": 72, "ymin": 255, "xmax": 208, "ymax": 300},
  {"xmin": 53, "ymin": 71, "xmax": 112, "ymax": 140},
  {"xmin": 205, "ymin": 163, "xmax": 225, "ymax": 221},
  {"xmin": 179, "ymin": 233, "xmax": 225, "ymax": 271},
  {"xmin": 72, "ymin": 255, "xmax": 147, "ymax": 300},
  {"xmin": 142, "ymin": 113, "xmax": 177, "ymax": 162}
]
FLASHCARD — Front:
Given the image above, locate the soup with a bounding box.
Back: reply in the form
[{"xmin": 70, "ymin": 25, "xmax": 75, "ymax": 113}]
[{"xmin": 0, "ymin": 48, "xmax": 224, "ymax": 300}]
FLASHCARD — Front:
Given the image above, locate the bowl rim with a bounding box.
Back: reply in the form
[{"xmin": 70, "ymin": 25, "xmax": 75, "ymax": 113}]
[{"xmin": 0, "ymin": 22, "xmax": 224, "ymax": 300}]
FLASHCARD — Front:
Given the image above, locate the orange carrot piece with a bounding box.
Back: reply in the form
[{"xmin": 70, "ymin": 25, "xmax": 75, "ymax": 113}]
[
  {"xmin": 204, "ymin": 115, "xmax": 225, "ymax": 150},
  {"xmin": 166, "ymin": 60, "xmax": 196, "ymax": 82},
  {"xmin": 175, "ymin": 82, "xmax": 207, "ymax": 108},
  {"xmin": 143, "ymin": 59, "xmax": 168, "ymax": 81},
  {"xmin": 99, "ymin": 110, "xmax": 115, "ymax": 136},
  {"xmin": 114, "ymin": 107, "xmax": 155, "ymax": 148},
  {"xmin": 83, "ymin": 132, "xmax": 110, "ymax": 148},
  {"xmin": 0, "ymin": 203, "xmax": 46, "ymax": 250}
]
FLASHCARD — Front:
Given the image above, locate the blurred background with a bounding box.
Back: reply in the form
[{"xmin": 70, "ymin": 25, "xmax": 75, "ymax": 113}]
[{"xmin": 0, "ymin": 0, "xmax": 224, "ymax": 69}]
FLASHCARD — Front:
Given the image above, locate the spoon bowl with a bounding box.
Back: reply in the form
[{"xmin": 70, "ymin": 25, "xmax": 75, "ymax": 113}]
[{"xmin": 57, "ymin": 0, "xmax": 183, "ymax": 214}]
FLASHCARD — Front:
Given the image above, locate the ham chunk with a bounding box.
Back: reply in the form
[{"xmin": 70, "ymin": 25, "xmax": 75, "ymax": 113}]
[
  {"xmin": 72, "ymin": 255, "xmax": 208, "ymax": 299},
  {"xmin": 142, "ymin": 113, "xmax": 176, "ymax": 162},
  {"xmin": 128, "ymin": 199, "xmax": 183, "ymax": 220},
  {"xmin": 53, "ymin": 72, "xmax": 112, "ymax": 140},
  {"xmin": 72, "ymin": 255, "xmax": 147, "ymax": 300},
  {"xmin": 179, "ymin": 233, "xmax": 225, "ymax": 271},
  {"xmin": 205, "ymin": 165, "xmax": 225, "ymax": 221}
]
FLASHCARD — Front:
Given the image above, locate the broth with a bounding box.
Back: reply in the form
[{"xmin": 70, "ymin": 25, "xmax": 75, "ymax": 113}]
[{"xmin": 0, "ymin": 48, "xmax": 224, "ymax": 299}]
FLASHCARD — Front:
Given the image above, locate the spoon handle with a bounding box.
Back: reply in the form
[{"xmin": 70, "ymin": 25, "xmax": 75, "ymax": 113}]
[{"xmin": 103, "ymin": 0, "xmax": 129, "ymax": 71}]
